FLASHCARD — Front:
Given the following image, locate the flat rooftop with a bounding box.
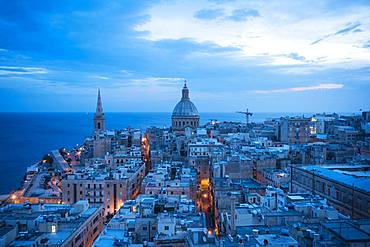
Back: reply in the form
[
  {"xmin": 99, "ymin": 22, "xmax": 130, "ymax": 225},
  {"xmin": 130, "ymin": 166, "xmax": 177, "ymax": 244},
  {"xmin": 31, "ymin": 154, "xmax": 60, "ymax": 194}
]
[
  {"xmin": 255, "ymin": 234, "xmax": 298, "ymax": 245},
  {"xmin": 300, "ymin": 165, "xmax": 370, "ymax": 193},
  {"xmin": 322, "ymin": 221, "xmax": 370, "ymax": 242}
]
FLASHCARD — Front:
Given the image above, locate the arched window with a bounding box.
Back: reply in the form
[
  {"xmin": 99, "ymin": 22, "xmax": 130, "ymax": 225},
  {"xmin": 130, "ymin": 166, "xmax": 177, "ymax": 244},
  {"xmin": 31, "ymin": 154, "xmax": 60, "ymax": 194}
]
[{"xmin": 98, "ymin": 122, "xmax": 101, "ymax": 129}]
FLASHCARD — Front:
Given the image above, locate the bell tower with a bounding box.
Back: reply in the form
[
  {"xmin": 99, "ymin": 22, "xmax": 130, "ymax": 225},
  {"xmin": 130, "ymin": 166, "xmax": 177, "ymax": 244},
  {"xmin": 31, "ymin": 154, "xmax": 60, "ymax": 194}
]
[{"xmin": 94, "ymin": 89, "xmax": 105, "ymax": 133}]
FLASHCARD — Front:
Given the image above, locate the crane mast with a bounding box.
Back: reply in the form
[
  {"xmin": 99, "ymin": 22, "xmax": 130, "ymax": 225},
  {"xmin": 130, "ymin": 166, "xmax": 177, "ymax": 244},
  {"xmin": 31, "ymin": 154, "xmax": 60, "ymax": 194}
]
[{"xmin": 236, "ymin": 108, "xmax": 253, "ymax": 124}]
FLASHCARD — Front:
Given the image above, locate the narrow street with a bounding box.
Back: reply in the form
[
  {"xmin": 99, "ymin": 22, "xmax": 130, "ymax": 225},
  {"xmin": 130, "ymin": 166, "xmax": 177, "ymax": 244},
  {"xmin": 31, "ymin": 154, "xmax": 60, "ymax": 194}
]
[{"xmin": 197, "ymin": 178, "xmax": 215, "ymax": 231}]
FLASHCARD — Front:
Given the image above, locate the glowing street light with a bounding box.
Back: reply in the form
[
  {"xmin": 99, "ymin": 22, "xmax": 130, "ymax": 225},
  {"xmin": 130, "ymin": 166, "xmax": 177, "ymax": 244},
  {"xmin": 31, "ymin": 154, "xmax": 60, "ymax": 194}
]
[{"xmin": 11, "ymin": 194, "xmax": 17, "ymax": 200}]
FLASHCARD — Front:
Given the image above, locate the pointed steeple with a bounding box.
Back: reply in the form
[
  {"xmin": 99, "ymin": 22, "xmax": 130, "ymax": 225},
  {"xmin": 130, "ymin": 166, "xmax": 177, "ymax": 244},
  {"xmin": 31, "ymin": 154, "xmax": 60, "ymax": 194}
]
[
  {"xmin": 96, "ymin": 89, "xmax": 103, "ymax": 116},
  {"xmin": 94, "ymin": 89, "xmax": 105, "ymax": 132},
  {"xmin": 182, "ymin": 80, "xmax": 190, "ymax": 100}
]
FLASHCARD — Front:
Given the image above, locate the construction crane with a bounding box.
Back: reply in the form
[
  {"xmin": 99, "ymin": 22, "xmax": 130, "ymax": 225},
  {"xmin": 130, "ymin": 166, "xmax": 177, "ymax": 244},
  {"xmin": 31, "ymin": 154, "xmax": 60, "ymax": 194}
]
[{"xmin": 236, "ymin": 108, "xmax": 253, "ymax": 124}]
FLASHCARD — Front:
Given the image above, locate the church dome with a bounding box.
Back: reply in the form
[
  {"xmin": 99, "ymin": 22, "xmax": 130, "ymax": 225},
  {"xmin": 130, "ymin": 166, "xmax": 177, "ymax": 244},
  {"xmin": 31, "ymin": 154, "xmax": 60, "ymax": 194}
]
[
  {"xmin": 172, "ymin": 83, "xmax": 199, "ymax": 118},
  {"xmin": 172, "ymin": 99, "xmax": 199, "ymax": 117}
]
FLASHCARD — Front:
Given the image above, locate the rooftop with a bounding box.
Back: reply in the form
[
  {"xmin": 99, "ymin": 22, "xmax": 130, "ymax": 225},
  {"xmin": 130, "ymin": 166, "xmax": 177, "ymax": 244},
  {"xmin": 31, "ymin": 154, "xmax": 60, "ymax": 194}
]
[
  {"xmin": 300, "ymin": 164, "xmax": 370, "ymax": 193},
  {"xmin": 322, "ymin": 221, "xmax": 370, "ymax": 242}
]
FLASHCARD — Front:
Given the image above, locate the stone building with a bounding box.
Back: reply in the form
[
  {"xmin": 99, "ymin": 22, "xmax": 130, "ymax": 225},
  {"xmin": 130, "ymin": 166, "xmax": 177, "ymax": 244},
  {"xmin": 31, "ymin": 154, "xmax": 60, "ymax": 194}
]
[
  {"xmin": 290, "ymin": 164, "xmax": 370, "ymax": 219},
  {"xmin": 0, "ymin": 201, "xmax": 103, "ymax": 247},
  {"xmin": 279, "ymin": 117, "xmax": 311, "ymax": 144},
  {"xmin": 62, "ymin": 160, "xmax": 145, "ymax": 215},
  {"xmin": 172, "ymin": 82, "xmax": 200, "ymax": 131}
]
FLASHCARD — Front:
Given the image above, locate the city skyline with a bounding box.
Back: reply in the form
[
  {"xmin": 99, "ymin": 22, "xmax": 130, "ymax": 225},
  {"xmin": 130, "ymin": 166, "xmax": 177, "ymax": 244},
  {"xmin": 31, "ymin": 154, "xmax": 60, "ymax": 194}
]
[
  {"xmin": 0, "ymin": 1, "xmax": 369, "ymax": 245},
  {"xmin": 0, "ymin": 0, "xmax": 370, "ymax": 112}
]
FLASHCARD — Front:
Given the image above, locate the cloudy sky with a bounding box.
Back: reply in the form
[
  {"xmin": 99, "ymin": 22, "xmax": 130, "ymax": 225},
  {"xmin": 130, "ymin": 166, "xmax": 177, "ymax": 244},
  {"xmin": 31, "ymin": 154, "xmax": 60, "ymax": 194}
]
[{"xmin": 0, "ymin": 0, "xmax": 369, "ymax": 112}]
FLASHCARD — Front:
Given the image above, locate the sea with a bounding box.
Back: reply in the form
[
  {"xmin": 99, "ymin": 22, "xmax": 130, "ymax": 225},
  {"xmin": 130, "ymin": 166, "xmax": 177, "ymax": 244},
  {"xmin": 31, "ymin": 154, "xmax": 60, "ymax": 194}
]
[{"xmin": 0, "ymin": 112, "xmax": 308, "ymax": 194}]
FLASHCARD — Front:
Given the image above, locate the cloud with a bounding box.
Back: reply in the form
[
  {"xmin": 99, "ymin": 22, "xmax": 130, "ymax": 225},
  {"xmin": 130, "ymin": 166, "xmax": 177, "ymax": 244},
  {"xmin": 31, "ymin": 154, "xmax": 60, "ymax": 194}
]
[
  {"xmin": 286, "ymin": 53, "xmax": 307, "ymax": 61},
  {"xmin": 194, "ymin": 8, "xmax": 224, "ymax": 20},
  {"xmin": 153, "ymin": 38, "xmax": 241, "ymax": 55},
  {"xmin": 227, "ymin": 8, "xmax": 260, "ymax": 21},
  {"xmin": 90, "ymin": 75, "xmax": 110, "ymax": 80},
  {"xmin": 254, "ymin": 83, "xmax": 344, "ymax": 94},
  {"xmin": 120, "ymin": 69, "xmax": 133, "ymax": 76},
  {"xmin": 334, "ymin": 22, "xmax": 361, "ymax": 35},
  {"xmin": 0, "ymin": 66, "xmax": 48, "ymax": 76},
  {"xmin": 137, "ymin": 1, "xmax": 370, "ymax": 68},
  {"xmin": 126, "ymin": 77, "xmax": 184, "ymax": 87},
  {"xmin": 363, "ymin": 40, "xmax": 370, "ymax": 48},
  {"xmin": 0, "ymin": 0, "xmax": 369, "ymax": 112},
  {"xmin": 311, "ymin": 22, "xmax": 362, "ymax": 45}
]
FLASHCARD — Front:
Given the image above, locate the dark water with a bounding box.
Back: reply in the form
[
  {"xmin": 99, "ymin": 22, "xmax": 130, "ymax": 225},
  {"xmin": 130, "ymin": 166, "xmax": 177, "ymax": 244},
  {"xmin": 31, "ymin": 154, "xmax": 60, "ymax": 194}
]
[{"xmin": 0, "ymin": 112, "xmax": 302, "ymax": 194}]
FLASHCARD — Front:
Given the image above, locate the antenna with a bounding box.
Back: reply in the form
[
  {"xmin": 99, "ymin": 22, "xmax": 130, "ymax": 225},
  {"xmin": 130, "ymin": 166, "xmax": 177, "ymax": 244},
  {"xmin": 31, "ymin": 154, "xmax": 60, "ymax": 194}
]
[{"xmin": 236, "ymin": 108, "xmax": 253, "ymax": 124}]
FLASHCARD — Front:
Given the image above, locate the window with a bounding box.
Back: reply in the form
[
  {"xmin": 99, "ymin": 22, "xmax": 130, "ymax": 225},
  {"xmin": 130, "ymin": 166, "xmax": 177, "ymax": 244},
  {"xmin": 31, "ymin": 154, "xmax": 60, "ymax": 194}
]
[{"xmin": 164, "ymin": 226, "xmax": 169, "ymax": 230}]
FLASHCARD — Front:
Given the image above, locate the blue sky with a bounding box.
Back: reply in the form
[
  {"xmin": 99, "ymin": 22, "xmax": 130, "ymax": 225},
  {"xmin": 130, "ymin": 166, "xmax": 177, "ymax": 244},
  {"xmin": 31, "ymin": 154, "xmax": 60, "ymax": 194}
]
[{"xmin": 0, "ymin": 0, "xmax": 369, "ymax": 112}]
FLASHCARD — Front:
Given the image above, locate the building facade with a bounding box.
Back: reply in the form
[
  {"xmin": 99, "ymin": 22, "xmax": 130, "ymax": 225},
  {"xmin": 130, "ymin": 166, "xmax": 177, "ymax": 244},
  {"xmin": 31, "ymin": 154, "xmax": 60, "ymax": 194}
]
[
  {"xmin": 62, "ymin": 160, "xmax": 146, "ymax": 215},
  {"xmin": 290, "ymin": 164, "xmax": 370, "ymax": 219},
  {"xmin": 279, "ymin": 117, "xmax": 311, "ymax": 144}
]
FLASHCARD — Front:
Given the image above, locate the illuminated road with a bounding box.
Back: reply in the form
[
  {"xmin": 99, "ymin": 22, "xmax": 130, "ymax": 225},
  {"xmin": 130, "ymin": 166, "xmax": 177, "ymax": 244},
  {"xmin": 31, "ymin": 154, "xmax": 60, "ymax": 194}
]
[
  {"xmin": 141, "ymin": 134, "xmax": 152, "ymax": 174},
  {"xmin": 197, "ymin": 178, "xmax": 215, "ymax": 231}
]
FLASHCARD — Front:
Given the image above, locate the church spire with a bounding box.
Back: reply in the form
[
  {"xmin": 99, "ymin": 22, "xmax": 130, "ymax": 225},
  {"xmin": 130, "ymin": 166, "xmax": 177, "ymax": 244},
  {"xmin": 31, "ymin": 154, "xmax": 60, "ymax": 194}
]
[
  {"xmin": 182, "ymin": 80, "xmax": 190, "ymax": 99},
  {"xmin": 94, "ymin": 89, "xmax": 105, "ymax": 132},
  {"xmin": 96, "ymin": 88, "xmax": 103, "ymax": 116}
]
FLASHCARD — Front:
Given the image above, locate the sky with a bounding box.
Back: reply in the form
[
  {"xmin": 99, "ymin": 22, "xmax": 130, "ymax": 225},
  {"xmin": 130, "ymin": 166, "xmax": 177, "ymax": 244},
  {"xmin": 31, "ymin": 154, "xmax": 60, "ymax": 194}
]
[{"xmin": 0, "ymin": 0, "xmax": 369, "ymax": 113}]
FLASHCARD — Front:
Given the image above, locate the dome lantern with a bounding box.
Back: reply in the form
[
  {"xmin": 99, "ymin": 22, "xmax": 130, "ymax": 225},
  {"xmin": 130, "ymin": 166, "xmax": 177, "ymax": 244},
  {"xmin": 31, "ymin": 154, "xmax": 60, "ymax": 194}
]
[{"xmin": 182, "ymin": 80, "xmax": 189, "ymax": 99}]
